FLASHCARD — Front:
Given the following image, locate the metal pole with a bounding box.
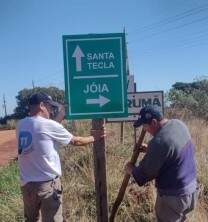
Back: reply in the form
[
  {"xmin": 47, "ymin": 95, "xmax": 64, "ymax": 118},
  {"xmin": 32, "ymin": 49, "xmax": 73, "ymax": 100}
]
[
  {"xmin": 3, "ymin": 94, "xmax": 7, "ymax": 117},
  {"xmin": 92, "ymin": 119, "xmax": 108, "ymax": 222}
]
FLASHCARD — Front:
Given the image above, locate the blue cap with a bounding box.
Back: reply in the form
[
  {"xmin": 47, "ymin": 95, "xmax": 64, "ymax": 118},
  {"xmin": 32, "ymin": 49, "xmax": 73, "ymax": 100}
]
[
  {"xmin": 133, "ymin": 105, "xmax": 163, "ymax": 128},
  {"xmin": 28, "ymin": 92, "xmax": 60, "ymax": 107}
]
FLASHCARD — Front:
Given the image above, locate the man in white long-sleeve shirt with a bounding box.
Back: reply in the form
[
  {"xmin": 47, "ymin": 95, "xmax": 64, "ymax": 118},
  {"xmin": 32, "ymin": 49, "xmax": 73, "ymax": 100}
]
[{"xmin": 16, "ymin": 92, "xmax": 105, "ymax": 222}]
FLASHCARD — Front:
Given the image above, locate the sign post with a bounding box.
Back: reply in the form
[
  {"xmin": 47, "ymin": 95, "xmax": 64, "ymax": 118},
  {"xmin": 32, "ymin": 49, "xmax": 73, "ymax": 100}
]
[
  {"xmin": 92, "ymin": 119, "xmax": 108, "ymax": 222},
  {"xmin": 63, "ymin": 33, "xmax": 128, "ymax": 222},
  {"xmin": 120, "ymin": 75, "xmax": 135, "ymax": 143}
]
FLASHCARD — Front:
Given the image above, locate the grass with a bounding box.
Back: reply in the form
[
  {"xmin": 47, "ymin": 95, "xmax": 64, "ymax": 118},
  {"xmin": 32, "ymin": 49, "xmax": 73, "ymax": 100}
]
[
  {"xmin": 0, "ymin": 114, "xmax": 208, "ymax": 221},
  {"xmin": 0, "ymin": 162, "xmax": 24, "ymax": 221}
]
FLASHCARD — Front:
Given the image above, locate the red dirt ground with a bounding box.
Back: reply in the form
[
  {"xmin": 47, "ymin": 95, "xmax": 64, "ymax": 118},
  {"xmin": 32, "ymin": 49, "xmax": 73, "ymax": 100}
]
[{"xmin": 0, "ymin": 130, "xmax": 17, "ymax": 167}]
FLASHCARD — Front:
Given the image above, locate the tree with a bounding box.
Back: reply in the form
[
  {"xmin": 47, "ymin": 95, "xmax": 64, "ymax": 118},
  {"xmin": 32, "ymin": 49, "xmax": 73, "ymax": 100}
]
[
  {"xmin": 14, "ymin": 87, "xmax": 64, "ymax": 119},
  {"xmin": 167, "ymin": 79, "xmax": 208, "ymax": 120}
]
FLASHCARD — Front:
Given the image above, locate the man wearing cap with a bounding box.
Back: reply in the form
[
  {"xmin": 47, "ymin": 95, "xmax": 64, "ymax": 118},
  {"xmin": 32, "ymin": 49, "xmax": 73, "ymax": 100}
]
[
  {"xmin": 125, "ymin": 105, "xmax": 198, "ymax": 222},
  {"xmin": 16, "ymin": 92, "xmax": 105, "ymax": 222}
]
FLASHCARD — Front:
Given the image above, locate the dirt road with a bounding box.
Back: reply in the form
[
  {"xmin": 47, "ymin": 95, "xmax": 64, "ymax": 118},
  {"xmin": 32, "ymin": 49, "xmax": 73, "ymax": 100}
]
[{"xmin": 0, "ymin": 130, "xmax": 17, "ymax": 167}]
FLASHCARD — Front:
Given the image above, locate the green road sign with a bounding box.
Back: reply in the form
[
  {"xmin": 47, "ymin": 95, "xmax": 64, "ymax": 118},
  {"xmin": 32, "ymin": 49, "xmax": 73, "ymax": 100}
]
[{"xmin": 63, "ymin": 33, "xmax": 128, "ymax": 119}]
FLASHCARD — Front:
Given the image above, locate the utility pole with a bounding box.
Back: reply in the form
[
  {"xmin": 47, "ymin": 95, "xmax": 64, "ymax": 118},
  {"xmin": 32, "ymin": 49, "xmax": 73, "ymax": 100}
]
[
  {"xmin": 32, "ymin": 80, "xmax": 35, "ymax": 89},
  {"xmin": 3, "ymin": 94, "xmax": 7, "ymax": 117}
]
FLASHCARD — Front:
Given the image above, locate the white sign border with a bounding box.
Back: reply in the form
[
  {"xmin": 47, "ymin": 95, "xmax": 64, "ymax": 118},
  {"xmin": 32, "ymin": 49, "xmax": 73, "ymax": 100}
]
[{"xmin": 64, "ymin": 37, "xmax": 126, "ymax": 116}]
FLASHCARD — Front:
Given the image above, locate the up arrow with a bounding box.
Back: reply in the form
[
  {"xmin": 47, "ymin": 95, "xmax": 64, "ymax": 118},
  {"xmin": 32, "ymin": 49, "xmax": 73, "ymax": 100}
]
[
  {"xmin": 86, "ymin": 95, "xmax": 110, "ymax": 107},
  {"xmin": 72, "ymin": 45, "xmax": 85, "ymax": 72}
]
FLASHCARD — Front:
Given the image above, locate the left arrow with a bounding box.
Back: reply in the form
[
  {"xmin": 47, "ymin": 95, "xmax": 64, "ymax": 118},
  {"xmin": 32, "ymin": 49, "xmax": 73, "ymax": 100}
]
[
  {"xmin": 86, "ymin": 95, "xmax": 110, "ymax": 107},
  {"xmin": 72, "ymin": 45, "xmax": 85, "ymax": 72}
]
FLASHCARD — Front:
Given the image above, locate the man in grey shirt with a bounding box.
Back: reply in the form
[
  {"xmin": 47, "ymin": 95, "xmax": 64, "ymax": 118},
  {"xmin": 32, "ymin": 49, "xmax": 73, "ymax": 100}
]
[{"xmin": 125, "ymin": 105, "xmax": 198, "ymax": 222}]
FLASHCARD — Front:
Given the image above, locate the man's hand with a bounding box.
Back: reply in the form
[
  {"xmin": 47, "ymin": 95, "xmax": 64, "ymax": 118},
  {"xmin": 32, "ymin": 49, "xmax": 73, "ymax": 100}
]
[
  {"xmin": 70, "ymin": 127, "xmax": 106, "ymax": 146},
  {"xmin": 136, "ymin": 143, "xmax": 148, "ymax": 153},
  {"xmin": 53, "ymin": 104, "xmax": 66, "ymax": 123},
  {"xmin": 90, "ymin": 127, "xmax": 106, "ymax": 142},
  {"xmin": 124, "ymin": 162, "xmax": 134, "ymax": 176}
]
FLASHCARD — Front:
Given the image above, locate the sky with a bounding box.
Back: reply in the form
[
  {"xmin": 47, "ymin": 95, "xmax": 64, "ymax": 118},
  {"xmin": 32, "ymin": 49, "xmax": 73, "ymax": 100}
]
[{"xmin": 0, "ymin": 0, "xmax": 208, "ymax": 116}]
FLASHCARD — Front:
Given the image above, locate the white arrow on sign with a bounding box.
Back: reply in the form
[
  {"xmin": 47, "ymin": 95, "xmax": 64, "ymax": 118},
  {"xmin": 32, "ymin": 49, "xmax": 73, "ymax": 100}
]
[
  {"xmin": 86, "ymin": 95, "xmax": 110, "ymax": 107},
  {"xmin": 72, "ymin": 45, "xmax": 85, "ymax": 72}
]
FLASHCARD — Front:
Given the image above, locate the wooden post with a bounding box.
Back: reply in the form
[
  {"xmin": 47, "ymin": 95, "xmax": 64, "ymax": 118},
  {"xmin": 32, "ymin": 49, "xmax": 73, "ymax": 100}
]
[
  {"xmin": 92, "ymin": 119, "xmax": 108, "ymax": 222},
  {"xmin": 120, "ymin": 122, "xmax": 124, "ymax": 144},
  {"xmin": 71, "ymin": 120, "xmax": 77, "ymax": 132},
  {"xmin": 134, "ymin": 127, "xmax": 137, "ymax": 145}
]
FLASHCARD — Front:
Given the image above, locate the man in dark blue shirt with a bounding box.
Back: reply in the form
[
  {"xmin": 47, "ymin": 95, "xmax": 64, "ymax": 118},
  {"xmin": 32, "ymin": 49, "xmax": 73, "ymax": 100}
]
[{"xmin": 125, "ymin": 105, "xmax": 198, "ymax": 222}]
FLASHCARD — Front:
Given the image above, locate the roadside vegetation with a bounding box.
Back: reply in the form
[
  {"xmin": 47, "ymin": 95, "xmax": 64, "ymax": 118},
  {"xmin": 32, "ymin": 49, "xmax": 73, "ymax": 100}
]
[
  {"xmin": 0, "ymin": 162, "xmax": 24, "ymax": 221},
  {"xmin": 0, "ymin": 111, "xmax": 208, "ymax": 221},
  {"xmin": 1, "ymin": 79, "xmax": 208, "ymax": 221}
]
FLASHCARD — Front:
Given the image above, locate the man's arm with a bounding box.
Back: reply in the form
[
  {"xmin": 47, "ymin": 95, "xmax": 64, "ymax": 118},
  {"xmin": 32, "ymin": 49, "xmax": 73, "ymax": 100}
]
[
  {"xmin": 70, "ymin": 136, "xmax": 94, "ymax": 146},
  {"xmin": 53, "ymin": 104, "xmax": 65, "ymax": 123},
  {"xmin": 69, "ymin": 128, "xmax": 106, "ymax": 146},
  {"xmin": 50, "ymin": 104, "xmax": 106, "ymax": 146},
  {"xmin": 125, "ymin": 139, "xmax": 169, "ymax": 186}
]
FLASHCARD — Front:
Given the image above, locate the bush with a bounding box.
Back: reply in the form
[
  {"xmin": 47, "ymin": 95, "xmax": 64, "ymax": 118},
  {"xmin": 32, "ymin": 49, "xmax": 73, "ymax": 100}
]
[
  {"xmin": 0, "ymin": 119, "xmax": 17, "ymax": 131},
  {"xmin": 6, "ymin": 120, "xmax": 17, "ymax": 130},
  {"xmin": 167, "ymin": 79, "xmax": 208, "ymax": 121}
]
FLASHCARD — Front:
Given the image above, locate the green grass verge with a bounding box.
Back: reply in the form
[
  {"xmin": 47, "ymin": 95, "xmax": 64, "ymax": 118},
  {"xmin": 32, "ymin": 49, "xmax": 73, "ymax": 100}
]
[{"xmin": 0, "ymin": 161, "xmax": 24, "ymax": 222}]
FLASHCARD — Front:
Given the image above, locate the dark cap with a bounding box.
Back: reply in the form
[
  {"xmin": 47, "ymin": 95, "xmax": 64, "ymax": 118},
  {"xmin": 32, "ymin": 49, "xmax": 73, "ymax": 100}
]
[
  {"xmin": 28, "ymin": 92, "xmax": 60, "ymax": 107},
  {"xmin": 133, "ymin": 105, "xmax": 163, "ymax": 128}
]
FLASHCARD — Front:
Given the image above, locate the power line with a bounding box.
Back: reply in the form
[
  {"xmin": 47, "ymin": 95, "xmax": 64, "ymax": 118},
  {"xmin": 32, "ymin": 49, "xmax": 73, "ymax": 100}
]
[
  {"xmin": 127, "ymin": 3, "xmax": 208, "ymax": 46},
  {"xmin": 131, "ymin": 3, "xmax": 208, "ymax": 34},
  {"xmin": 131, "ymin": 28, "xmax": 208, "ymax": 53},
  {"xmin": 133, "ymin": 39, "xmax": 208, "ymax": 58},
  {"xmin": 130, "ymin": 16, "xmax": 208, "ymax": 43}
]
